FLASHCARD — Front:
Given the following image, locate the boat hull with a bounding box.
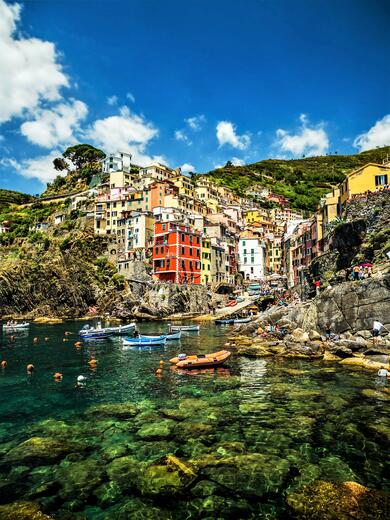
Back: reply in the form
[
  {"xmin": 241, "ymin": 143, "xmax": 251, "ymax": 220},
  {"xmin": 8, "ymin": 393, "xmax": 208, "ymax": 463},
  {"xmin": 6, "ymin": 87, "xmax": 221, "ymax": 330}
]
[
  {"xmin": 170, "ymin": 350, "xmax": 231, "ymax": 369},
  {"xmin": 169, "ymin": 325, "xmax": 200, "ymax": 332}
]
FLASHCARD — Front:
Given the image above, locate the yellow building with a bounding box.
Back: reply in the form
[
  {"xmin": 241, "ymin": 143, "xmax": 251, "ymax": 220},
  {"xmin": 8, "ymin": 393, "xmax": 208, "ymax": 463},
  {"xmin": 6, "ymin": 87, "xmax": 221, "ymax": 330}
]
[
  {"xmin": 243, "ymin": 208, "xmax": 270, "ymax": 225},
  {"xmin": 201, "ymin": 238, "xmax": 212, "ymax": 285},
  {"xmin": 194, "ymin": 185, "xmax": 221, "ymax": 213},
  {"xmin": 339, "ymin": 163, "xmax": 390, "ymax": 206},
  {"xmin": 172, "ymin": 175, "xmax": 196, "ymax": 198},
  {"xmin": 320, "ymin": 187, "xmax": 340, "ymax": 236},
  {"xmin": 267, "ymin": 238, "xmax": 282, "ymax": 274}
]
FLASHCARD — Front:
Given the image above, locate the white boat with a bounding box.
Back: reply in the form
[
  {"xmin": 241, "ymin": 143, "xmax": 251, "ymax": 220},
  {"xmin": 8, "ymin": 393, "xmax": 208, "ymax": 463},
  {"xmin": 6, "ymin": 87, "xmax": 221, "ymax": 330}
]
[
  {"xmin": 139, "ymin": 330, "xmax": 182, "ymax": 341},
  {"xmin": 79, "ymin": 322, "xmax": 136, "ymax": 337},
  {"xmin": 169, "ymin": 325, "xmax": 200, "ymax": 332},
  {"xmin": 233, "ymin": 317, "xmax": 252, "ymax": 324},
  {"xmin": 122, "ymin": 335, "xmax": 167, "ymax": 346},
  {"xmin": 2, "ymin": 322, "xmax": 30, "ymax": 330}
]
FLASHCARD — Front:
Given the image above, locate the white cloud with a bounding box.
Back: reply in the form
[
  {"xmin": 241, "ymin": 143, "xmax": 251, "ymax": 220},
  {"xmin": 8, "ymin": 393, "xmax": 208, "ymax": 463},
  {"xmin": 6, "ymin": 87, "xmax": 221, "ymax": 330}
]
[
  {"xmin": 174, "ymin": 129, "xmax": 192, "ymax": 145},
  {"xmin": 126, "ymin": 92, "xmax": 135, "ymax": 103},
  {"xmin": 275, "ymin": 114, "xmax": 329, "ymax": 157},
  {"xmin": 86, "ymin": 105, "xmax": 162, "ymax": 166},
  {"xmin": 1, "ymin": 150, "xmax": 63, "ymax": 184},
  {"xmin": 216, "ymin": 121, "xmax": 250, "ymax": 150},
  {"xmin": 231, "ymin": 157, "xmax": 244, "ymax": 166},
  {"xmin": 20, "ymin": 99, "xmax": 88, "ymax": 148},
  {"xmin": 0, "ymin": 0, "xmax": 69, "ymax": 124},
  {"xmin": 354, "ymin": 114, "xmax": 390, "ymax": 151},
  {"xmin": 107, "ymin": 95, "xmax": 118, "ymax": 106},
  {"xmin": 185, "ymin": 114, "xmax": 206, "ymax": 131},
  {"xmin": 180, "ymin": 163, "xmax": 195, "ymax": 173}
]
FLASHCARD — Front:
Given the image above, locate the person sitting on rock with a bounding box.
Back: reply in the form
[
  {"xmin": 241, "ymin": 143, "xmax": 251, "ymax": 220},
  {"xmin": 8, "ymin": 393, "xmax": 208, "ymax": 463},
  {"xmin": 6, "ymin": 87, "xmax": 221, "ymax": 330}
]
[
  {"xmin": 325, "ymin": 322, "xmax": 332, "ymax": 341},
  {"xmin": 372, "ymin": 320, "xmax": 384, "ymax": 344}
]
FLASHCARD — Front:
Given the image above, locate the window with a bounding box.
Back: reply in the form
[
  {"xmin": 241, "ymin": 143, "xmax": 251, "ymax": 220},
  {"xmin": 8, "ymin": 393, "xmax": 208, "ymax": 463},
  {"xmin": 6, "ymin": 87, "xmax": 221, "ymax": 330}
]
[
  {"xmin": 244, "ymin": 249, "xmax": 247, "ymax": 255},
  {"xmin": 251, "ymin": 249, "xmax": 254, "ymax": 254},
  {"xmin": 161, "ymin": 247, "xmax": 164, "ymax": 253},
  {"xmin": 244, "ymin": 257, "xmax": 247, "ymax": 264},
  {"xmin": 167, "ymin": 260, "xmax": 170, "ymax": 268},
  {"xmin": 251, "ymin": 257, "xmax": 254, "ymax": 263},
  {"xmin": 196, "ymin": 249, "xmax": 200, "ymax": 257},
  {"xmin": 162, "ymin": 224, "xmax": 166, "ymax": 231},
  {"xmin": 250, "ymin": 267, "xmax": 254, "ymax": 274},
  {"xmin": 189, "ymin": 261, "xmax": 193, "ymax": 269},
  {"xmin": 196, "ymin": 236, "xmax": 200, "ymax": 244},
  {"xmin": 181, "ymin": 247, "xmax": 185, "ymax": 255},
  {"xmin": 155, "ymin": 247, "xmax": 158, "ymax": 254},
  {"xmin": 375, "ymin": 174, "xmax": 388, "ymax": 186},
  {"xmin": 242, "ymin": 241, "xmax": 246, "ymax": 246},
  {"xmin": 181, "ymin": 233, "xmax": 185, "ymax": 241},
  {"xmin": 181, "ymin": 260, "xmax": 185, "ymax": 268}
]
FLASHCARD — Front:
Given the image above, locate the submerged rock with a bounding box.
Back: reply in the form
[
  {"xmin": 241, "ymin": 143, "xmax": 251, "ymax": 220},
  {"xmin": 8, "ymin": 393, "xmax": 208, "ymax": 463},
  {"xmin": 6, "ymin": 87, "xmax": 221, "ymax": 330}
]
[
  {"xmin": 136, "ymin": 419, "xmax": 176, "ymax": 440},
  {"xmin": 286, "ymin": 480, "xmax": 390, "ymax": 519},
  {"xmin": 138, "ymin": 455, "xmax": 197, "ymax": 496},
  {"xmin": 106, "ymin": 456, "xmax": 144, "ymax": 493},
  {"xmin": 56, "ymin": 458, "xmax": 105, "ymax": 500},
  {"xmin": 86, "ymin": 402, "xmax": 138, "ymax": 419},
  {"xmin": 0, "ymin": 501, "xmax": 53, "ymax": 519},
  {"xmin": 5, "ymin": 437, "xmax": 84, "ymax": 464}
]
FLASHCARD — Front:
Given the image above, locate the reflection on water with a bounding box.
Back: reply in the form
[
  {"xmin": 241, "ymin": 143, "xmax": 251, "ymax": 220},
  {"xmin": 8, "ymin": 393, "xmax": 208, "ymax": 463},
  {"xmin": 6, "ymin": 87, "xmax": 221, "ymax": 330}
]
[{"xmin": 0, "ymin": 320, "xmax": 389, "ymax": 519}]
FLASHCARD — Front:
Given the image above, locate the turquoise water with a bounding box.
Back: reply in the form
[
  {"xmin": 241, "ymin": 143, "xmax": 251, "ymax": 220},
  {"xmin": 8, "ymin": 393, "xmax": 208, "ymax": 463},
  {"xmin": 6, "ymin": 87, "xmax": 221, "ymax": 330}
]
[{"xmin": 0, "ymin": 321, "xmax": 389, "ymax": 519}]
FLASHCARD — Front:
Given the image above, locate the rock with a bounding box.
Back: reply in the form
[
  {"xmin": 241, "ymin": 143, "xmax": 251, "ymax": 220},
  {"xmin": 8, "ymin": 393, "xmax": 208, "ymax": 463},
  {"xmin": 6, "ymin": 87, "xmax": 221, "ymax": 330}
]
[
  {"xmin": 327, "ymin": 345, "xmax": 353, "ymax": 358},
  {"xmin": 340, "ymin": 357, "xmax": 389, "ymax": 371},
  {"xmin": 5, "ymin": 437, "xmax": 84, "ymax": 464},
  {"xmin": 86, "ymin": 402, "xmax": 138, "ymax": 418},
  {"xmin": 102, "ymin": 497, "xmax": 173, "ymax": 519},
  {"xmin": 0, "ymin": 501, "xmax": 53, "ymax": 519},
  {"xmin": 136, "ymin": 419, "xmax": 176, "ymax": 440},
  {"xmin": 292, "ymin": 328, "xmax": 310, "ymax": 343},
  {"xmin": 197, "ymin": 453, "xmax": 290, "ymax": 498},
  {"xmin": 138, "ymin": 455, "xmax": 197, "ymax": 496},
  {"xmin": 323, "ymin": 351, "xmax": 342, "ymax": 361},
  {"xmin": 286, "ymin": 480, "xmax": 390, "ymax": 519},
  {"xmin": 106, "ymin": 456, "xmax": 144, "ymax": 492},
  {"xmin": 309, "ymin": 330, "xmax": 322, "ymax": 341},
  {"xmin": 362, "ymin": 389, "xmax": 390, "ymax": 401},
  {"xmin": 57, "ymin": 458, "xmax": 105, "ymax": 500},
  {"xmin": 191, "ymin": 479, "xmax": 223, "ymax": 497},
  {"xmin": 356, "ymin": 330, "xmax": 372, "ymax": 339},
  {"xmin": 93, "ymin": 481, "xmax": 123, "ymax": 507}
]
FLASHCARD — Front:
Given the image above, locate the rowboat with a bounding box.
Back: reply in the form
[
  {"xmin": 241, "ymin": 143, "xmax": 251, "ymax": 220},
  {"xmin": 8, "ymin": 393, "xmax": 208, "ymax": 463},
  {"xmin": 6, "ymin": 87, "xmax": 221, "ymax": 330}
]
[
  {"xmin": 169, "ymin": 325, "xmax": 200, "ymax": 332},
  {"xmin": 233, "ymin": 317, "xmax": 252, "ymax": 324},
  {"xmin": 170, "ymin": 350, "xmax": 231, "ymax": 369},
  {"xmin": 123, "ymin": 335, "xmax": 167, "ymax": 346},
  {"xmin": 80, "ymin": 330, "xmax": 113, "ymax": 339},
  {"xmin": 2, "ymin": 322, "xmax": 30, "ymax": 330},
  {"xmin": 79, "ymin": 322, "xmax": 135, "ymax": 337},
  {"xmin": 139, "ymin": 330, "xmax": 181, "ymax": 341},
  {"xmin": 215, "ymin": 319, "xmax": 235, "ymax": 325}
]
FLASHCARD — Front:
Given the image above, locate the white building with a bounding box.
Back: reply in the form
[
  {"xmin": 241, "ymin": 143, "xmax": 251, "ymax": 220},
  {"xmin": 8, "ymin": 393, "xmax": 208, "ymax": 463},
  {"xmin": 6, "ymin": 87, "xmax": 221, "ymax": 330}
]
[
  {"xmin": 238, "ymin": 237, "xmax": 266, "ymax": 280},
  {"xmin": 101, "ymin": 152, "xmax": 132, "ymax": 174}
]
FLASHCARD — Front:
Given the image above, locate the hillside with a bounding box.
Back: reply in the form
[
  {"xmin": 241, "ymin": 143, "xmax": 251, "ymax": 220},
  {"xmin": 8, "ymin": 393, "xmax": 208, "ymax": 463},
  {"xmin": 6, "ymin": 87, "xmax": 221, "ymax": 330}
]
[
  {"xmin": 0, "ymin": 189, "xmax": 35, "ymax": 211},
  {"xmin": 200, "ymin": 146, "xmax": 390, "ymax": 212}
]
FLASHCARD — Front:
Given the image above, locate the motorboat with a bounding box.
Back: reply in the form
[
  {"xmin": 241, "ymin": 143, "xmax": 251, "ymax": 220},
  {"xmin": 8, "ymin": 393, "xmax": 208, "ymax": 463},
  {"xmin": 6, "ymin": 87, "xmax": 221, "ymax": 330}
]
[
  {"xmin": 2, "ymin": 322, "xmax": 30, "ymax": 330},
  {"xmin": 122, "ymin": 335, "xmax": 167, "ymax": 346},
  {"xmin": 169, "ymin": 324, "xmax": 200, "ymax": 332},
  {"xmin": 233, "ymin": 317, "xmax": 252, "ymax": 324},
  {"xmin": 170, "ymin": 350, "xmax": 231, "ymax": 369},
  {"xmin": 215, "ymin": 318, "xmax": 235, "ymax": 325},
  {"xmin": 139, "ymin": 330, "xmax": 181, "ymax": 341},
  {"xmin": 79, "ymin": 322, "xmax": 135, "ymax": 337}
]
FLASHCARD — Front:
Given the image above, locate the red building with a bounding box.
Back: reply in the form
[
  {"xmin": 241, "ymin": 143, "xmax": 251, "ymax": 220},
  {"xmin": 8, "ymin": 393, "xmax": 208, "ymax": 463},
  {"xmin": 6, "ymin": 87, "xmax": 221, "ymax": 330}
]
[{"xmin": 153, "ymin": 221, "xmax": 201, "ymax": 284}]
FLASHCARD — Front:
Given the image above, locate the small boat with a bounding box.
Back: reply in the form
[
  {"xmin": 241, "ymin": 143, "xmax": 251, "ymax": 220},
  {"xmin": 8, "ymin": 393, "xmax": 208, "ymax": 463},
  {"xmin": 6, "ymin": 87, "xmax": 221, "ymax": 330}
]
[
  {"xmin": 170, "ymin": 350, "xmax": 231, "ymax": 369},
  {"xmin": 169, "ymin": 324, "xmax": 200, "ymax": 332},
  {"xmin": 139, "ymin": 330, "xmax": 181, "ymax": 341},
  {"xmin": 123, "ymin": 335, "xmax": 167, "ymax": 346},
  {"xmin": 233, "ymin": 317, "xmax": 252, "ymax": 324},
  {"xmin": 226, "ymin": 300, "xmax": 237, "ymax": 307},
  {"xmin": 215, "ymin": 319, "xmax": 235, "ymax": 325},
  {"xmin": 79, "ymin": 322, "xmax": 135, "ymax": 337},
  {"xmin": 2, "ymin": 322, "xmax": 30, "ymax": 330},
  {"xmin": 80, "ymin": 330, "xmax": 113, "ymax": 339}
]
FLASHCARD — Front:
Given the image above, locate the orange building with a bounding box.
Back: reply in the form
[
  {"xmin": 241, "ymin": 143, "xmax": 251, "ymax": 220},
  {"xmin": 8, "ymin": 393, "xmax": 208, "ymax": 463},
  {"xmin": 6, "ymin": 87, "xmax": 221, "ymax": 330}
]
[{"xmin": 153, "ymin": 221, "xmax": 201, "ymax": 284}]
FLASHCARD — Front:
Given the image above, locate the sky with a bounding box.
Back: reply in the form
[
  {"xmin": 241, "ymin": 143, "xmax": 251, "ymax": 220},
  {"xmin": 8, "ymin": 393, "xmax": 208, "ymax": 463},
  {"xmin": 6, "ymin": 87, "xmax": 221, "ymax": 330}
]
[{"xmin": 0, "ymin": 0, "xmax": 389, "ymax": 195}]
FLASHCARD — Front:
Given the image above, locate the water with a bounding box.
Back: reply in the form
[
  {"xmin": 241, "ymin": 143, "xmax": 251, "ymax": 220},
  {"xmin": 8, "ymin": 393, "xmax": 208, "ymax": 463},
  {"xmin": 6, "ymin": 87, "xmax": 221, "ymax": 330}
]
[{"xmin": 0, "ymin": 321, "xmax": 389, "ymax": 519}]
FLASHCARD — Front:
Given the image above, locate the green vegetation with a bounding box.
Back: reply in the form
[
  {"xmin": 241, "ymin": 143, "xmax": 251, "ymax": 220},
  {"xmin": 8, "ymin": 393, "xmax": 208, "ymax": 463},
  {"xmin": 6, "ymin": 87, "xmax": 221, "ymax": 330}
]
[
  {"xmin": 44, "ymin": 143, "xmax": 106, "ymax": 197},
  {"xmin": 199, "ymin": 146, "xmax": 390, "ymax": 212},
  {"xmin": 0, "ymin": 189, "xmax": 35, "ymax": 211}
]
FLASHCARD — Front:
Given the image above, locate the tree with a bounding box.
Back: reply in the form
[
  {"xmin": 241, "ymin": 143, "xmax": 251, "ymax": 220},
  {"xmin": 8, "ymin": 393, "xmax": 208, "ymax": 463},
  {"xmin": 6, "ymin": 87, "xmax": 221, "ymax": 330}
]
[
  {"xmin": 225, "ymin": 160, "xmax": 233, "ymax": 167},
  {"xmin": 53, "ymin": 158, "xmax": 69, "ymax": 171},
  {"xmin": 62, "ymin": 144, "xmax": 105, "ymax": 169}
]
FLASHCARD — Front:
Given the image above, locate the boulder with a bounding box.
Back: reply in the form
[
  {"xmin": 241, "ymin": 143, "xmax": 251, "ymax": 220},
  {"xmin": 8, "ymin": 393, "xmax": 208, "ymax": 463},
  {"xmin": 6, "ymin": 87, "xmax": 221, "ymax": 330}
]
[
  {"xmin": 292, "ymin": 328, "xmax": 310, "ymax": 343},
  {"xmin": 5, "ymin": 437, "xmax": 84, "ymax": 464},
  {"xmin": 309, "ymin": 330, "xmax": 322, "ymax": 341},
  {"xmin": 0, "ymin": 501, "xmax": 53, "ymax": 520},
  {"xmin": 136, "ymin": 419, "xmax": 176, "ymax": 440},
  {"xmin": 356, "ymin": 330, "xmax": 372, "ymax": 339},
  {"xmin": 86, "ymin": 402, "xmax": 138, "ymax": 419},
  {"xmin": 327, "ymin": 345, "xmax": 353, "ymax": 358},
  {"xmin": 340, "ymin": 357, "xmax": 389, "ymax": 371},
  {"xmin": 56, "ymin": 458, "xmax": 105, "ymax": 501},
  {"xmin": 106, "ymin": 456, "xmax": 144, "ymax": 492},
  {"xmin": 286, "ymin": 480, "xmax": 389, "ymax": 519},
  {"xmin": 138, "ymin": 455, "xmax": 197, "ymax": 496}
]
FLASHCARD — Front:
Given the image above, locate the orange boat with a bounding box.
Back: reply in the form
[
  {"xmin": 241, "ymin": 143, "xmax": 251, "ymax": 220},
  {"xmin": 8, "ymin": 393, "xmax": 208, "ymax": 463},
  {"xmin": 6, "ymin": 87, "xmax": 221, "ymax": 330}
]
[{"xmin": 169, "ymin": 350, "xmax": 231, "ymax": 369}]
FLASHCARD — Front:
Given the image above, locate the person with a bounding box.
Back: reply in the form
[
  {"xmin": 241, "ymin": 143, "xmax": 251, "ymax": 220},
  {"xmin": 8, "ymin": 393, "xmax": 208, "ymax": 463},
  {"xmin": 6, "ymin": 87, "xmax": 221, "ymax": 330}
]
[
  {"xmin": 325, "ymin": 323, "xmax": 331, "ymax": 341},
  {"xmin": 353, "ymin": 266, "xmax": 360, "ymax": 281},
  {"xmin": 367, "ymin": 266, "xmax": 372, "ymax": 278},
  {"xmin": 377, "ymin": 366, "xmax": 389, "ymax": 377},
  {"xmin": 314, "ymin": 279, "xmax": 321, "ymax": 296},
  {"xmin": 372, "ymin": 320, "xmax": 384, "ymax": 344}
]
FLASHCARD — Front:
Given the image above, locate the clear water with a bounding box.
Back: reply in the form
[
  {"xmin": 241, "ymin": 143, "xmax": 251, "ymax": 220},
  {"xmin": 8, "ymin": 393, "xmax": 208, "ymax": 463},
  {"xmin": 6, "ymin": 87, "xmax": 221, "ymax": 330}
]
[{"xmin": 0, "ymin": 321, "xmax": 389, "ymax": 519}]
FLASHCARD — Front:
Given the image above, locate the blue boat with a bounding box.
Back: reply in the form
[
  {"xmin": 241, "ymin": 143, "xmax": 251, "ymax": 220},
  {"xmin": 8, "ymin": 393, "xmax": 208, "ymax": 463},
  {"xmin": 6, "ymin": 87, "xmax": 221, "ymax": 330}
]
[
  {"xmin": 139, "ymin": 331, "xmax": 182, "ymax": 341},
  {"xmin": 122, "ymin": 335, "xmax": 167, "ymax": 346}
]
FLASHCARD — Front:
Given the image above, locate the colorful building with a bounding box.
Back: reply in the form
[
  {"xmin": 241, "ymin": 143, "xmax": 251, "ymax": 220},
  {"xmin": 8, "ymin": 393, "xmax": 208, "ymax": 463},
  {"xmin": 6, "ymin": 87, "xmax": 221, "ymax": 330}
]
[
  {"xmin": 238, "ymin": 236, "xmax": 266, "ymax": 281},
  {"xmin": 201, "ymin": 237, "xmax": 212, "ymax": 285},
  {"xmin": 153, "ymin": 221, "xmax": 201, "ymax": 284},
  {"xmin": 339, "ymin": 163, "xmax": 390, "ymax": 208}
]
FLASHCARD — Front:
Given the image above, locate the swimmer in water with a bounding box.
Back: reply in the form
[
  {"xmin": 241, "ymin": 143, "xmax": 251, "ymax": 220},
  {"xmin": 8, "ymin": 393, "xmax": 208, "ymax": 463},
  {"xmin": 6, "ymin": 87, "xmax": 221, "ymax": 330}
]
[
  {"xmin": 1, "ymin": 360, "xmax": 7, "ymax": 368},
  {"xmin": 27, "ymin": 363, "xmax": 34, "ymax": 374},
  {"xmin": 53, "ymin": 372, "xmax": 63, "ymax": 381}
]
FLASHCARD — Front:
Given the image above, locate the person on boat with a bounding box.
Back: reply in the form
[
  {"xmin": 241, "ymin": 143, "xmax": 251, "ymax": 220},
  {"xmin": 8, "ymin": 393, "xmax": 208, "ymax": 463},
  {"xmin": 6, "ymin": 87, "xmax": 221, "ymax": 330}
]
[{"xmin": 372, "ymin": 320, "xmax": 384, "ymax": 344}]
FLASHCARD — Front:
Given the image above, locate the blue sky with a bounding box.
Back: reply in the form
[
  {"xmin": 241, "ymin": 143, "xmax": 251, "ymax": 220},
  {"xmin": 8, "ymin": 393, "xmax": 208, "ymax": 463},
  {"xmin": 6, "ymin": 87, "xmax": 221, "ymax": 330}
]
[{"xmin": 0, "ymin": 0, "xmax": 389, "ymax": 194}]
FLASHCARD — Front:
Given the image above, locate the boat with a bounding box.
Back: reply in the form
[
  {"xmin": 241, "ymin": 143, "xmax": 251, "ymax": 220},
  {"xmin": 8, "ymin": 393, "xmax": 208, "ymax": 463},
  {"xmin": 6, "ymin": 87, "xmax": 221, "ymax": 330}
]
[
  {"xmin": 233, "ymin": 317, "xmax": 252, "ymax": 324},
  {"xmin": 122, "ymin": 335, "xmax": 167, "ymax": 346},
  {"xmin": 226, "ymin": 300, "xmax": 237, "ymax": 307},
  {"xmin": 2, "ymin": 322, "xmax": 30, "ymax": 330},
  {"xmin": 169, "ymin": 350, "xmax": 231, "ymax": 369},
  {"xmin": 139, "ymin": 330, "xmax": 181, "ymax": 341},
  {"xmin": 79, "ymin": 322, "xmax": 135, "ymax": 337},
  {"xmin": 215, "ymin": 318, "xmax": 235, "ymax": 325},
  {"xmin": 169, "ymin": 324, "xmax": 200, "ymax": 332},
  {"xmin": 80, "ymin": 330, "xmax": 113, "ymax": 339}
]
